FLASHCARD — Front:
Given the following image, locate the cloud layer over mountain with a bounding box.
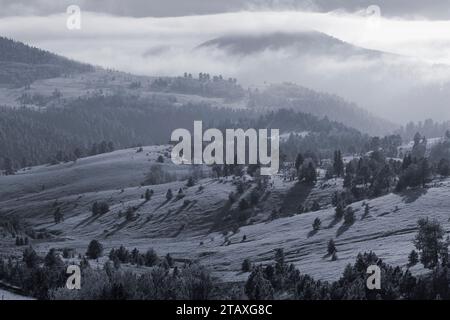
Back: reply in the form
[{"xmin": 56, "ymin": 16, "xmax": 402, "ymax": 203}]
[{"xmin": 2, "ymin": 9, "xmax": 450, "ymax": 123}]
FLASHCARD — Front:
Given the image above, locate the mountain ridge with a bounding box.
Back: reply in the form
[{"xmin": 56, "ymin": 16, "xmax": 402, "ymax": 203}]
[
  {"xmin": 198, "ymin": 30, "xmax": 388, "ymax": 58},
  {"xmin": 0, "ymin": 36, "xmax": 93, "ymax": 88}
]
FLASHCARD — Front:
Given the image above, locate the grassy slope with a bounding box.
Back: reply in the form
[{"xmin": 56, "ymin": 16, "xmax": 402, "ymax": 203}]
[
  {"xmin": 0, "ymin": 69, "xmax": 245, "ymax": 110},
  {"xmin": 1, "ymin": 146, "xmax": 448, "ymax": 284}
]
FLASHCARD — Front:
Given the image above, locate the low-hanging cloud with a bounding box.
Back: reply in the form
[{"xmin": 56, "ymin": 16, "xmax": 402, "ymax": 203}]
[{"xmin": 2, "ymin": 10, "xmax": 450, "ymax": 123}]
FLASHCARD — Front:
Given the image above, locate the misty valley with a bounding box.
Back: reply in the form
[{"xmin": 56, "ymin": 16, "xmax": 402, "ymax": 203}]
[{"xmin": 2, "ymin": 10, "xmax": 450, "ymax": 302}]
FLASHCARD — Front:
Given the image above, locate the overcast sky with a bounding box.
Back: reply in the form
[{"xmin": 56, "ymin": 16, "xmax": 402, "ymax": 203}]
[
  {"xmin": 2, "ymin": 1, "xmax": 450, "ymax": 123},
  {"xmin": 1, "ymin": 0, "xmax": 450, "ymax": 19}
]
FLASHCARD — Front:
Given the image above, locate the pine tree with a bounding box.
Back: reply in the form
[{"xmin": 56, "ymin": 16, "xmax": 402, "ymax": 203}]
[
  {"xmin": 413, "ymin": 132, "xmax": 421, "ymax": 146},
  {"xmin": 333, "ymin": 150, "xmax": 344, "ymax": 177},
  {"xmin": 23, "ymin": 246, "xmax": 39, "ymax": 268},
  {"xmin": 166, "ymin": 189, "xmax": 173, "ymax": 200},
  {"xmin": 364, "ymin": 204, "xmax": 370, "ymax": 217},
  {"xmin": 335, "ymin": 204, "xmax": 344, "ymax": 220},
  {"xmin": 131, "ymin": 248, "xmax": 140, "ymax": 264},
  {"xmin": 98, "ymin": 202, "xmax": 109, "ymax": 214},
  {"xmin": 165, "ymin": 253, "xmax": 174, "ymax": 267},
  {"xmin": 44, "ymin": 248, "xmax": 63, "ymax": 268},
  {"xmin": 242, "ymin": 258, "xmax": 252, "ymax": 272},
  {"xmin": 343, "ymin": 171, "xmax": 352, "ymax": 188},
  {"xmin": 344, "ymin": 207, "xmax": 355, "ymax": 225},
  {"xmin": 3, "ymin": 157, "xmax": 14, "ymax": 175},
  {"xmin": 312, "ymin": 217, "xmax": 321, "ymax": 231},
  {"xmin": 92, "ymin": 201, "xmax": 99, "ymax": 215},
  {"xmin": 86, "ymin": 240, "xmax": 103, "ymax": 259},
  {"xmin": 305, "ymin": 162, "xmax": 317, "ymax": 184},
  {"xmin": 274, "ymin": 248, "xmax": 285, "ymax": 267},
  {"xmin": 54, "ymin": 207, "xmax": 63, "ymax": 223},
  {"xmin": 327, "ymin": 239, "xmax": 337, "ymax": 255},
  {"xmin": 107, "ymin": 141, "xmax": 114, "ymax": 152},
  {"xmin": 437, "ymin": 158, "xmax": 450, "ymax": 176},
  {"xmin": 420, "ymin": 158, "xmax": 431, "ymax": 188},
  {"xmin": 176, "ymin": 188, "xmax": 185, "ymax": 199},
  {"xmin": 402, "ymin": 154, "xmax": 412, "ymax": 170},
  {"xmin": 295, "ymin": 153, "xmax": 304, "ymax": 172},
  {"xmin": 239, "ymin": 198, "xmax": 250, "ymax": 211},
  {"xmin": 73, "ymin": 147, "xmax": 82, "ymax": 159},
  {"xmin": 144, "ymin": 249, "xmax": 159, "ymax": 266},
  {"xmin": 408, "ymin": 250, "xmax": 419, "ymax": 267},
  {"xmin": 244, "ymin": 267, "xmax": 274, "ymax": 300},
  {"xmin": 145, "ymin": 188, "xmax": 152, "ymax": 201},
  {"xmin": 414, "ymin": 218, "xmax": 447, "ymax": 269},
  {"xmin": 186, "ymin": 177, "xmax": 195, "ymax": 187}
]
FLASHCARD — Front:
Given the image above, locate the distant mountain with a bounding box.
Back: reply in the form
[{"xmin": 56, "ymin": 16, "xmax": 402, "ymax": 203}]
[
  {"xmin": 249, "ymin": 83, "xmax": 397, "ymax": 136},
  {"xmin": 199, "ymin": 30, "xmax": 399, "ymax": 135},
  {"xmin": 0, "ymin": 36, "xmax": 388, "ymax": 170},
  {"xmin": 197, "ymin": 31, "xmax": 450, "ymax": 125},
  {"xmin": 0, "ymin": 36, "xmax": 93, "ymax": 88},
  {"xmin": 198, "ymin": 31, "xmax": 385, "ymax": 58},
  {"xmin": 0, "ymin": 93, "xmax": 371, "ymax": 169}
]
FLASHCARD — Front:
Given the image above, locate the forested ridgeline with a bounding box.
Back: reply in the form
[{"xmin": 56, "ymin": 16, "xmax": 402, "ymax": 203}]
[
  {"xmin": 396, "ymin": 119, "xmax": 450, "ymax": 142},
  {"xmin": 0, "ymin": 93, "xmax": 371, "ymax": 172},
  {"xmin": 0, "ymin": 36, "xmax": 93, "ymax": 87},
  {"xmin": 150, "ymin": 72, "xmax": 245, "ymax": 101},
  {"xmin": 248, "ymin": 83, "xmax": 397, "ymax": 136}
]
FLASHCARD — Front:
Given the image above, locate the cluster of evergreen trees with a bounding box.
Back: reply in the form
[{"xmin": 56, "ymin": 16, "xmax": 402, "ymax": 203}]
[
  {"xmin": 15, "ymin": 236, "xmax": 29, "ymax": 246},
  {"xmin": 295, "ymin": 153, "xmax": 317, "ymax": 184},
  {"xmin": 257, "ymin": 109, "xmax": 371, "ymax": 160},
  {"xmin": 0, "ymin": 243, "xmax": 213, "ymax": 300},
  {"xmin": 150, "ymin": 73, "xmax": 245, "ymax": 100},
  {"xmin": 247, "ymin": 83, "xmax": 395, "ymax": 136},
  {"xmin": 108, "ymin": 246, "xmax": 173, "ymax": 268},
  {"xmin": 1, "ymin": 91, "xmax": 370, "ymax": 173},
  {"xmin": 0, "ymin": 94, "xmax": 251, "ymax": 170},
  {"xmin": 244, "ymin": 236, "xmax": 450, "ymax": 300},
  {"xmin": 1, "ymin": 216, "xmax": 450, "ymax": 300},
  {"xmin": 396, "ymin": 119, "xmax": 450, "ymax": 142},
  {"xmin": 91, "ymin": 201, "xmax": 110, "ymax": 216},
  {"xmin": 342, "ymin": 150, "xmax": 401, "ymax": 198}
]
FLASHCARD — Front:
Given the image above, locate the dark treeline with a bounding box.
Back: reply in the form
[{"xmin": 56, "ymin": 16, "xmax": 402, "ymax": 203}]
[
  {"xmin": 322, "ymin": 131, "xmax": 450, "ymax": 210},
  {"xmin": 0, "ymin": 94, "xmax": 252, "ymax": 170},
  {"xmin": 245, "ymin": 216, "xmax": 450, "ymax": 300},
  {"xmin": 0, "ymin": 37, "xmax": 93, "ymax": 87},
  {"xmin": 0, "ymin": 93, "xmax": 371, "ymax": 172},
  {"xmin": 1, "ymin": 243, "xmax": 449, "ymax": 300},
  {"xmin": 253, "ymin": 109, "xmax": 372, "ymax": 160},
  {"xmin": 245, "ymin": 250, "xmax": 450, "ymax": 300},
  {"xmin": 0, "ymin": 245, "xmax": 215, "ymax": 300},
  {"xmin": 396, "ymin": 119, "xmax": 450, "ymax": 141},
  {"xmin": 150, "ymin": 72, "xmax": 245, "ymax": 101},
  {"xmin": 247, "ymin": 83, "xmax": 396, "ymax": 136}
]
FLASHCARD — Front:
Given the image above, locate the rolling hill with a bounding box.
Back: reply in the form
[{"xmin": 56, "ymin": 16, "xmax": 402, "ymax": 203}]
[
  {"xmin": 196, "ymin": 30, "xmax": 450, "ymax": 125},
  {"xmin": 198, "ymin": 31, "xmax": 384, "ymax": 58},
  {"xmin": 0, "ymin": 144, "xmax": 447, "ymax": 284},
  {"xmin": 0, "ymin": 36, "xmax": 93, "ymax": 88}
]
